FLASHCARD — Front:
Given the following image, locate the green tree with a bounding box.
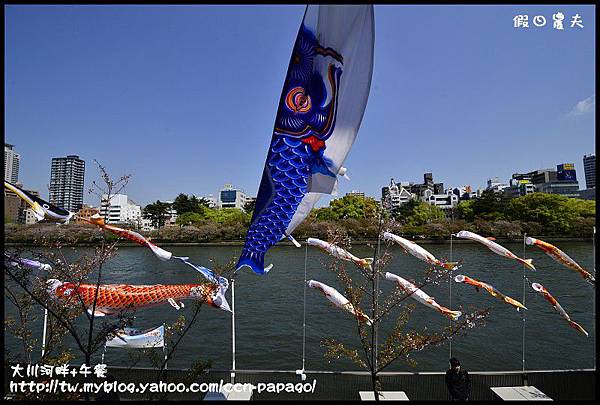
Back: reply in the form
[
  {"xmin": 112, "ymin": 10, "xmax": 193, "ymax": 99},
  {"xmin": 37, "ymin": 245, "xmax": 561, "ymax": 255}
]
[
  {"xmin": 243, "ymin": 199, "xmax": 256, "ymax": 215},
  {"xmin": 469, "ymin": 189, "xmax": 510, "ymax": 220},
  {"xmin": 175, "ymin": 212, "xmax": 204, "ymax": 226},
  {"xmin": 329, "ymin": 195, "xmax": 380, "ymax": 220},
  {"xmin": 143, "ymin": 200, "xmax": 172, "ymax": 228},
  {"xmin": 456, "ymin": 199, "xmax": 475, "ymax": 221},
  {"xmin": 172, "ymin": 194, "xmax": 193, "ymax": 215},
  {"xmin": 172, "ymin": 194, "xmax": 211, "ymax": 215},
  {"xmin": 204, "ymin": 208, "xmax": 249, "ymax": 225},
  {"xmin": 505, "ymin": 193, "xmax": 595, "ymax": 235},
  {"xmin": 391, "ymin": 199, "xmax": 444, "ymax": 226}
]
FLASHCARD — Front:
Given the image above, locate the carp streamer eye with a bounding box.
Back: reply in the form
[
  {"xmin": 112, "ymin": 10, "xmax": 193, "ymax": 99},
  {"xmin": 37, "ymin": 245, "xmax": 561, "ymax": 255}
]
[{"xmin": 285, "ymin": 87, "xmax": 312, "ymax": 113}]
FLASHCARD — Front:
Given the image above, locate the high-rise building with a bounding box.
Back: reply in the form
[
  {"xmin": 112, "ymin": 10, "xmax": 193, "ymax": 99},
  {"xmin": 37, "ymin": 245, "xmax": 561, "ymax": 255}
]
[
  {"xmin": 49, "ymin": 155, "xmax": 86, "ymax": 212},
  {"xmin": 4, "ymin": 144, "xmax": 21, "ymax": 183},
  {"xmin": 583, "ymin": 154, "xmax": 595, "ymax": 189}
]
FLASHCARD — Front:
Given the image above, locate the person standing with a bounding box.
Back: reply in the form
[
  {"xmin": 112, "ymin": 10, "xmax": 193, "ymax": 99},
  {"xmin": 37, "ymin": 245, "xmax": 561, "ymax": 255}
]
[{"xmin": 445, "ymin": 357, "xmax": 471, "ymax": 400}]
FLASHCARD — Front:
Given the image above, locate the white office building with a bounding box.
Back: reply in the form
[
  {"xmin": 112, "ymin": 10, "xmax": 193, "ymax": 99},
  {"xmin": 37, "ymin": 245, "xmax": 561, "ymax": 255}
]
[
  {"xmin": 218, "ymin": 184, "xmax": 252, "ymax": 210},
  {"xmin": 5, "ymin": 144, "xmax": 21, "ymax": 184},
  {"xmin": 486, "ymin": 177, "xmax": 509, "ymax": 193},
  {"xmin": 99, "ymin": 194, "xmax": 142, "ymax": 226},
  {"xmin": 382, "ymin": 179, "xmax": 415, "ymax": 210}
]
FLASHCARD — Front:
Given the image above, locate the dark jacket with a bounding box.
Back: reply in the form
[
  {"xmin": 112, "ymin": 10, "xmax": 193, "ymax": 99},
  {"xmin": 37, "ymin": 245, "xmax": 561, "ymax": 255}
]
[{"xmin": 445, "ymin": 368, "xmax": 471, "ymax": 400}]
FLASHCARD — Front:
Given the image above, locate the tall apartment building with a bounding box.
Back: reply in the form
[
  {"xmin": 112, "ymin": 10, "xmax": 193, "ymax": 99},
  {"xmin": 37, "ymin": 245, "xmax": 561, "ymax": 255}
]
[
  {"xmin": 5, "ymin": 143, "xmax": 21, "ymax": 183},
  {"xmin": 583, "ymin": 154, "xmax": 595, "ymax": 189},
  {"xmin": 49, "ymin": 155, "xmax": 85, "ymax": 212}
]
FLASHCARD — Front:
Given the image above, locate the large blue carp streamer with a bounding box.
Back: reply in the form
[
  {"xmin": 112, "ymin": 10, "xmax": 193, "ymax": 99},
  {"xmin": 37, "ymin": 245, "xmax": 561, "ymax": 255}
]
[{"xmin": 237, "ymin": 5, "xmax": 374, "ymax": 275}]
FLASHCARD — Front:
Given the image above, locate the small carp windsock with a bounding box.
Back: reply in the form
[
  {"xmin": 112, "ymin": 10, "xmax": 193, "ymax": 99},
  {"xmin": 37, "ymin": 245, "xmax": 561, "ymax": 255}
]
[
  {"xmin": 106, "ymin": 325, "xmax": 165, "ymax": 349},
  {"xmin": 526, "ymin": 237, "xmax": 594, "ymax": 285},
  {"xmin": 4, "ymin": 180, "xmax": 73, "ymax": 223},
  {"xmin": 383, "ymin": 232, "xmax": 461, "ymax": 270},
  {"xmin": 454, "ymin": 274, "xmax": 526, "ymax": 311},
  {"xmin": 307, "ymin": 238, "xmax": 373, "ymax": 270},
  {"xmin": 385, "ymin": 272, "xmax": 462, "ymax": 320},
  {"xmin": 307, "ymin": 280, "xmax": 372, "ymax": 325},
  {"xmin": 5, "ymin": 253, "xmax": 52, "ymax": 271},
  {"xmin": 47, "ymin": 279, "xmax": 231, "ymax": 316},
  {"xmin": 84, "ymin": 215, "xmax": 185, "ymax": 262},
  {"xmin": 456, "ymin": 230, "xmax": 535, "ymax": 271},
  {"xmin": 174, "ymin": 257, "xmax": 229, "ymax": 292},
  {"xmin": 531, "ymin": 283, "xmax": 588, "ymax": 337}
]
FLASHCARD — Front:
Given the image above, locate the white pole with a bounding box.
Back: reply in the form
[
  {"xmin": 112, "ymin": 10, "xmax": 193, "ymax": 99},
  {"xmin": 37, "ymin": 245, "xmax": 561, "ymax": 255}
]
[
  {"xmin": 231, "ymin": 278, "xmax": 236, "ymax": 384},
  {"xmin": 101, "ymin": 343, "xmax": 107, "ymax": 364},
  {"xmin": 522, "ymin": 233, "xmax": 526, "ymax": 374},
  {"xmin": 41, "ymin": 308, "xmax": 48, "ymax": 358},
  {"xmin": 164, "ymin": 323, "xmax": 168, "ymax": 370}
]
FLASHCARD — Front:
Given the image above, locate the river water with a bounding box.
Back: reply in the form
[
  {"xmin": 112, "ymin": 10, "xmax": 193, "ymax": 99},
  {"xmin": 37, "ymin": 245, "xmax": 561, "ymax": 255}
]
[{"xmin": 4, "ymin": 240, "xmax": 596, "ymax": 372}]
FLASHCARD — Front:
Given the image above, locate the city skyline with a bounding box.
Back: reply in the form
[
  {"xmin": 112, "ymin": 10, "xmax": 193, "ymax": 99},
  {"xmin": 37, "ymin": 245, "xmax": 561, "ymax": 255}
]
[{"xmin": 6, "ymin": 5, "xmax": 595, "ymax": 206}]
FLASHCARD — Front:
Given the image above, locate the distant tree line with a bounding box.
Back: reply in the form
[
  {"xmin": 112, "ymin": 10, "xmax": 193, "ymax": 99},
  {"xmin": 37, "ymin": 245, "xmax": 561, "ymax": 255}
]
[{"xmin": 5, "ymin": 191, "xmax": 595, "ymax": 244}]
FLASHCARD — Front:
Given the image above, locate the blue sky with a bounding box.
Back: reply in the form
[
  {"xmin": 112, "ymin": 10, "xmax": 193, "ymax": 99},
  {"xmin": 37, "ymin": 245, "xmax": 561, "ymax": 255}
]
[{"xmin": 5, "ymin": 5, "xmax": 595, "ymax": 206}]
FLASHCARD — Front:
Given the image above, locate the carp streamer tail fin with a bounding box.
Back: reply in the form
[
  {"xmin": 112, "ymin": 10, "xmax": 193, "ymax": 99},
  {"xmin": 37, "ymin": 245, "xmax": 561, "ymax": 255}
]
[
  {"xmin": 520, "ymin": 258, "xmax": 536, "ymax": 271},
  {"xmin": 442, "ymin": 261, "xmax": 461, "ymax": 271},
  {"xmin": 237, "ymin": 249, "xmax": 273, "ymax": 275},
  {"xmin": 569, "ymin": 320, "xmax": 589, "ymax": 337},
  {"xmin": 445, "ymin": 310, "xmax": 462, "ymax": 321}
]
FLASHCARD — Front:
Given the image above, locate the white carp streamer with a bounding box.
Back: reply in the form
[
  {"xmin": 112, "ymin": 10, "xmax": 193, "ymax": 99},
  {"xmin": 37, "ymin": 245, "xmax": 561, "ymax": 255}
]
[
  {"xmin": 307, "ymin": 280, "xmax": 372, "ymax": 325},
  {"xmin": 456, "ymin": 230, "xmax": 535, "ymax": 271},
  {"xmin": 307, "ymin": 238, "xmax": 373, "ymax": 270},
  {"xmin": 385, "ymin": 272, "xmax": 461, "ymax": 320},
  {"xmin": 383, "ymin": 232, "xmax": 460, "ymax": 270}
]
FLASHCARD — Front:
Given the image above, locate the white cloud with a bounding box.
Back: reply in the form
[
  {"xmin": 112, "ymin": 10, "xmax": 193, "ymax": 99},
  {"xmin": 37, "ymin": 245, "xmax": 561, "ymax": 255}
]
[{"xmin": 568, "ymin": 94, "xmax": 595, "ymax": 116}]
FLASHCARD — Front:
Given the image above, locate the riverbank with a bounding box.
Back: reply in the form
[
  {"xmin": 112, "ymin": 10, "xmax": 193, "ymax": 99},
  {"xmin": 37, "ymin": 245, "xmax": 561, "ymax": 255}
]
[{"xmin": 4, "ymin": 222, "xmax": 595, "ymax": 247}]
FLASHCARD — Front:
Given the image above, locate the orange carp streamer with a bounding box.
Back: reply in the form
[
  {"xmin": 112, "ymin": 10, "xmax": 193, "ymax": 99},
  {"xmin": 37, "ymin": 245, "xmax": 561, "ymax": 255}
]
[
  {"xmin": 531, "ymin": 283, "xmax": 588, "ymax": 337},
  {"xmin": 526, "ymin": 237, "xmax": 595, "ymax": 285},
  {"xmin": 47, "ymin": 280, "xmax": 230, "ymax": 316},
  {"xmin": 83, "ymin": 215, "xmax": 177, "ymax": 261},
  {"xmin": 454, "ymin": 274, "xmax": 526, "ymax": 311}
]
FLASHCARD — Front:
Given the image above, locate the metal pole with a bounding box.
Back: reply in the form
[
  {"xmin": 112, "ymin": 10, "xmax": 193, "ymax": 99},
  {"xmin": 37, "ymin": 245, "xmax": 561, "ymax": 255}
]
[
  {"xmin": 374, "ymin": 229, "xmax": 381, "ymax": 372},
  {"xmin": 101, "ymin": 343, "xmax": 106, "ymax": 364},
  {"xmin": 522, "ymin": 233, "xmax": 526, "ymax": 374},
  {"xmin": 593, "ymin": 227, "xmax": 596, "ymax": 370},
  {"xmin": 41, "ymin": 308, "xmax": 48, "ymax": 358},
  {"xmin": 302, "ymin": 242, "xmax": 308, "ymax": 372},
  {"xmin": 231, "ymin": 278, "xmax": 236, "ymax": 384},
  {"xmin": 449, "ymin": 233, "xmax": 453, "ymax": 359}
]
